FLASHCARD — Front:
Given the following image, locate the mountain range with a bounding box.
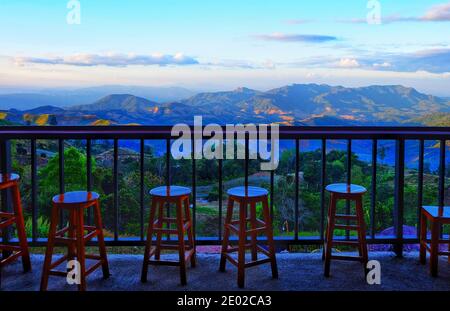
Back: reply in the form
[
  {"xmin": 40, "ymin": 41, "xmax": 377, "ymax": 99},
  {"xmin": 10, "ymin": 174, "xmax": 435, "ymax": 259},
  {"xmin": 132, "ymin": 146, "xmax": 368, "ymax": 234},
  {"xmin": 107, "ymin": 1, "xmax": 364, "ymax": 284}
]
[
  {"xmin": 0, "ymin": 85, "xmax": 195, "ymax": 110},
  {"xmin": 0, "ymin": 84, "xmax": 449, "ymax": 126}
]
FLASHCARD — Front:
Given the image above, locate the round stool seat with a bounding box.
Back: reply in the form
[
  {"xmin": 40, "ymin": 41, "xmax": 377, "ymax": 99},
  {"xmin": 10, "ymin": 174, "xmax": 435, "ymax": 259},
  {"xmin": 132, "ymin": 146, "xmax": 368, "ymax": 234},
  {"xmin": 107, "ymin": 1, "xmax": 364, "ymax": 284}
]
[
  {"xmin": 149, "ymin": 186, "xmax": 191, "ymax": 197},
  {"xmin": 227, "ymin": 186, "xmax": 268, "ymax": 198},
  {"xmin": 0, "ymin": 173, "xmax": 20, "ymax": 183},
  {"xmin": 325, "ymin": 183, "xmax": 366, "ymax": 195},
  {"xmin": 52, "ymin": 191, "xmax": 100, "ymax": 205}
]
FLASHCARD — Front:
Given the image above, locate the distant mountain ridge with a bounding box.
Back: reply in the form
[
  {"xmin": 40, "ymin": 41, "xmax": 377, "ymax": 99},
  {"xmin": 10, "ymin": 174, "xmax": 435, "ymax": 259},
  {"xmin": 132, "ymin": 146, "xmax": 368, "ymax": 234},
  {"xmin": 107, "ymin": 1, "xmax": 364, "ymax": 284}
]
[
  {"xmin": 0, "ymin": 85, "xmax": 196, "ymax": 110},
  {"xmin": 0, "ymin": 84, "xmax": 449, "ymax": 126}
]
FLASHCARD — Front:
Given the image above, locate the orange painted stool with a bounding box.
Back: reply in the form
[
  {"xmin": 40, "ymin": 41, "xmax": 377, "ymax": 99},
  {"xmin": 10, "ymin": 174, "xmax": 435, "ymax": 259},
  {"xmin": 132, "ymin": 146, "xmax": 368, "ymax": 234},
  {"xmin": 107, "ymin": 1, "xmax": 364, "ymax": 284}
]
[
  {"xmin": 40, "ymin": 191, "xmax": 110, "ymax": 291},
  {"xmin": 323, "ymin": 183, "xmax": 369, "ymax": 277},
  {"xmin": 220, "ymin": 186, "xmax": 278, "ymax": 288},
  {"xmin": 141, "ymin": 186, "xmax": 196, "ymax": 285},
  {"xmin": 420, "ymin": 205, "xmax": 450, "ymax": 277},
  {"xmin": 0, "ymin": 173, "xmax": 31, "ymax": 287}
]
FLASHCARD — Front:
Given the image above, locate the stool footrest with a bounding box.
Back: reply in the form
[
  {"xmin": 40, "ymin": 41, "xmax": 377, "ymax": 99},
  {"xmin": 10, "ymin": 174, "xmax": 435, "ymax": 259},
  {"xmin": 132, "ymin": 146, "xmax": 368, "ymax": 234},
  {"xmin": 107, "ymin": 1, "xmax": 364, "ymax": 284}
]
[
  {"xmin": 0, "ymin": 244, "xmax": 22, "ymax": 252},
  {"xmin": 334, "ymin": 224, "xmax": 360, "ymax": 231},
  {"xmin": 152, "ymin": 222, "xmax": 191, "ymax": 235},
  {"xmin": 227, "ymin": 224, "xmax": 267, "ymax": 235},
  {"xmin": 224, "ymin": 245, "xmax": 271, "ymax": 257},
  {"xmin": 147, "ymin": 248, "xmax": 195, "ymax": 266},
  {"xmin": 335, "ymin": 214, "xmax": 358, "ymax": 220},
  {"xmin": 0, "ymin": 213, "xmax": 16, "ymax": 228},
  {"xmin": 331, "ymin": 240, "xmax": 361, "ymax": 246},
  {"xmin": 0, "ymin": 251, "xmax": 23, "ymax": 266},
  {"xmin": 48, "ymin": 256, "xmax": 104, "ymax": 278},
  {"xmin": 222, "ymin": 253, "xmax": 272, "ymax": 268},
  {"xmin": 55, "ymin": 226, "xmax": 98, "ymax": 244}
]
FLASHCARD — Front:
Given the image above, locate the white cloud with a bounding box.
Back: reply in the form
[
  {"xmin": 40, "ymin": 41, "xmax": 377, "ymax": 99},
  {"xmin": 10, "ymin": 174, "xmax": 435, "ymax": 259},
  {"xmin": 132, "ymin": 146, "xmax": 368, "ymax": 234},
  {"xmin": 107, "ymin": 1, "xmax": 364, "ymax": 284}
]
[
  {"xmin": 422, "ymin": 3, "xmax": 450, "ymax": 21},
  {"xmin": 373, "ymin": 62, "xmax": 392, "ymax": 68},
  {"xmin": 13, "ymin": 53, "xmax": 199, "ymax": 67},
  {"xmin": 338, "ymin": 58, "xmax": 360, "ymax": 68}
]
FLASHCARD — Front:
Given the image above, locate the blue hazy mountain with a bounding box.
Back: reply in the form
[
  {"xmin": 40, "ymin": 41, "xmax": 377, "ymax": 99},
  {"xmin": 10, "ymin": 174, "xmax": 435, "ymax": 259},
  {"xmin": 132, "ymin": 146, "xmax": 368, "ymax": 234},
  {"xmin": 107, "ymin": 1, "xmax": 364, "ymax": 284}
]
[
  {"xmin": 0, "ymin": 84, "xmax": 449, "ymax": 126},
  {"xmin": 0, "ymin": 85, "xmax": 196, "ymax": 110}
]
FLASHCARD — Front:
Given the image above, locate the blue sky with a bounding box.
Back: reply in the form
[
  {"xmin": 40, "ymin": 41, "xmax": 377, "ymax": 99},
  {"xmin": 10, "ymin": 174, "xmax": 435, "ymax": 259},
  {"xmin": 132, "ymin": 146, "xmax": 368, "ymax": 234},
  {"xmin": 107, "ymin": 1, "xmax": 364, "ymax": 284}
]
[{"xmin": 0, "ymin": 0, "xmax": 449, "ymax": 95}]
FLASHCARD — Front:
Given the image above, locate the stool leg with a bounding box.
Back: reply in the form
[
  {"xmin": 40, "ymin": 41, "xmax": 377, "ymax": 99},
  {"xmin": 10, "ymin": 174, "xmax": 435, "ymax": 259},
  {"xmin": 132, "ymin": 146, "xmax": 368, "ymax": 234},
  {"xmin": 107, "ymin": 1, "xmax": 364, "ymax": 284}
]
[
  {"xmin": 154, "ymin": 201, "xmax": 164, "ymax": 260},
  {"xmin": 219, "ymin": 198, "xmax": 234, "ymax": 272},
  {"xmin": 324, "ymin": 194, "xmax": 337, "ymax": 277},
  {"xmin": 93, "ymin": 201, "xmax": 110, "ymax": 278},
  {"xmin": 40, "ymin": 203, "xmax": 59, "ymax": 291},
  {"xmin": 11, "ymin": 183, "xmax": 31, "ymax": 272},
  {"xmin": 249, "ymin": 202, "xmax": 258, "ymax": 261},
  {"xmin": 322, "ymin": 195, "xmax": 333, "ymax": 261},
  {"xmin": 262, "ymin": 198, "xmax": 278, "ymax": 279},
  {"xmin": 430, "ymin": 220, "xmax": 439, "ymax": 277},
  {"xmin": 176, "ymin": 198, "xmax": 187, "ymax": 285},
  {"xmin": 237, "ymin": 201, "xmax": 246, "ymax": 288},
  {"xmin": 68, "ymin": 209, "xmax": 77, "ymax": 262},
  {"xmin": 184, "ymin": 197, "xmax": 196, "ymax": 267},
  {"xmin": 419, "ymin": 211, "xmax": 427, "ymax": 265},
  {"xmin": 141, "ymin": 199, "xmax": 157, "ymax": 283},
  {"xmin": 75, "ymin": 209, "xmax": 87, "ymax": 291},
  {"xmin": 355, "ymin": 197, "xmax": 368, "ymax": 271}
]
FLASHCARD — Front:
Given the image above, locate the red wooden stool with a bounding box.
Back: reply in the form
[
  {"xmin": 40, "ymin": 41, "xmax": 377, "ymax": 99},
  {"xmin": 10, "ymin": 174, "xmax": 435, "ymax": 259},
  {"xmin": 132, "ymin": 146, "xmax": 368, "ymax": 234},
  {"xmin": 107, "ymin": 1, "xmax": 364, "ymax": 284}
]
[
  {"xmin": 40, "ymin": 191, "xmax": 110, "ymax": 291},
  {"xmin": 220, "ymin": 186, "xmax": 278, "ymax": 288},
  {"xmin": 0, "ymin": 173, "xmax": 31, "ymax": 287},
  {"xmin": 420, "ymin": 205, "xmax": 450, "ymax": 277},
  {"xmin": 141, "ymin": 186, "xmax": 195, "ymax": 285},
  {"xmin": 324, "ymin": 183, "xmax": 368, "ymax": 277}
]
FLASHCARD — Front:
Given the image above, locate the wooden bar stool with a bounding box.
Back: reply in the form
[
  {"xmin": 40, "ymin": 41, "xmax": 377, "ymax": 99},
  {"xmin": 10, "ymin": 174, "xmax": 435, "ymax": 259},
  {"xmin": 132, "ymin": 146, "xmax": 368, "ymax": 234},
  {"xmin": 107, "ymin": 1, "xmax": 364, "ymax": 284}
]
[
  {"xmin": 0, "ymin": 173, "xmax": 31, "ymax": 287},
  {"xmin": 420, "ymin": 205, "xmax": 450, "ymax": 277},
  {"xmin": 220, "ymin": 186, "xmax": 278, "ymax": 288},
  {"xmin": 324, "ymin": 183, "xmax": 368, "ymax": 277},
  {"xmin": 141, "ymin": 186, "xmax": 195, "ymax": 285},
  {"xmin": 40, "ymin": 191, "xmax": 110, "ymax": 291}
]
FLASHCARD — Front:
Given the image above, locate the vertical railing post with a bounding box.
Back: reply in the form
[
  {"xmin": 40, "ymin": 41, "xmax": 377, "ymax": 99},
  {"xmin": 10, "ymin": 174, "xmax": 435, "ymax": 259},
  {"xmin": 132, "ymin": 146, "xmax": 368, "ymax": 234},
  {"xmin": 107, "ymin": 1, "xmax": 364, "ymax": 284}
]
[
  {"xmin": 394, "ymin": 139, "xmax": 405, "ymax": 257},
  {"xmin": 58, "ymin": 139, "xmax": 65, "ymax": 227},
  {"xmin": 438, "ymin": 140, "xmax": 446, "ymax": 215},
  {"xmin": 320, "ymin": 139, "xmax": 326, "ymax": 241},
  {"xmin": 294, "ymin": 139, "xmax": 299, "ymax": 241},
  {"xmin": 370, "ymin": 139, "xmax": 378, "ymax": 239},
  {"xmin": 417, "ymin": 139, "xmax": 424, "ymax": 239},
  {"xmin": 346, "ymin": 139, "xmax": 352, "ymax": 240},
  {"xmin": 191, "ymin": 135, "xmax": 197, "ymax": 243},
  {"xmin": 0, "ymin": 139, "xmax": 12, "ymax": 257},
  {"xmin": 31, "ymin": 139, "xmax": 38, "ymax": 242},
  {"xmin": 86, "ymin": 139, "xmax": 92, "ymax": 225},
  {"xmin": 113, "ymin": 139, "xmax": 119, "ymax": 241},
  {"xmin": 140, "ymin": 138, "xmax": 145, "ymax": 241},
  {"xmin": 166, "ymin": 138, "xmax": 171, "ymax": 241},
  {"xmin": 218, "ymin": 158, "xmax": 223, "ymax": 242}
]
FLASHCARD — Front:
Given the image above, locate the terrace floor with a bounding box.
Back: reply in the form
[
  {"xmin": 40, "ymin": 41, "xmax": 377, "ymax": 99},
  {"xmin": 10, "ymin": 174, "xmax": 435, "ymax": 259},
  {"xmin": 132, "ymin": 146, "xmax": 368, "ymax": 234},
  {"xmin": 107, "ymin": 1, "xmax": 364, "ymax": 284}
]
[{"xmin": 2, "ymin": 252, "xmax": 450, "ymax": 291}]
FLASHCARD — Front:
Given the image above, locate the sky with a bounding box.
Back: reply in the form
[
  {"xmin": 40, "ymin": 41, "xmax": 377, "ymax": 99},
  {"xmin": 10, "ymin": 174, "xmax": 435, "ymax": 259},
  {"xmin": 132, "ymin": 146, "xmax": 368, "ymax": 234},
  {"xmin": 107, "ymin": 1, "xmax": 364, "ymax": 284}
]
[{"xmin": 0, "ymin": 0, "xmax": 449, "ymax": 95}]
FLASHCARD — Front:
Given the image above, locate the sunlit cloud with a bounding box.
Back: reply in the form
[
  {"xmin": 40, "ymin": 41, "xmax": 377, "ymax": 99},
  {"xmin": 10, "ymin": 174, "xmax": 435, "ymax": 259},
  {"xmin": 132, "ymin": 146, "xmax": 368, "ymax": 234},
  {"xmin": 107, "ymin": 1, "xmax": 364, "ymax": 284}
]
[
  {"xmin": 288, "ymin": 49, "xmax": 450, "ymax": 74},
  {"xmin": 13, "ymin": 53, "xmax": 199, "ymax": 67},
  {"xmin": 339, "ymin": 2, "xmax": 450, "ymax": 24},
  {"xmin": 338, "ymin": 58, "xmax": 360, "ymax": 68}
]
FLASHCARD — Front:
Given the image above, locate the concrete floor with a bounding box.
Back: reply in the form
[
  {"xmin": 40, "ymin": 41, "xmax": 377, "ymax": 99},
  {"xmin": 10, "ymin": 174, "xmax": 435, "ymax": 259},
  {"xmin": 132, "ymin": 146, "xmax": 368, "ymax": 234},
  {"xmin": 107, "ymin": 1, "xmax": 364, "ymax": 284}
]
[{"xmin": 1, "ymin": 252, "xmax": 450, "ymax": 291}]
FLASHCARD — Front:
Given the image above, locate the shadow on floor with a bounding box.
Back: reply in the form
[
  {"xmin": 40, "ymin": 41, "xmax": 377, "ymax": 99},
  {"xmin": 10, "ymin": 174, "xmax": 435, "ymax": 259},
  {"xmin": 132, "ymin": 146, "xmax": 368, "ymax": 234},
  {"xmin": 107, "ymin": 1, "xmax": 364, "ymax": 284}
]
[{"xmin": 1, "ymin": 252, "xmax": 449, "ymax": 291}]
